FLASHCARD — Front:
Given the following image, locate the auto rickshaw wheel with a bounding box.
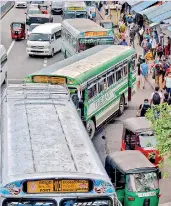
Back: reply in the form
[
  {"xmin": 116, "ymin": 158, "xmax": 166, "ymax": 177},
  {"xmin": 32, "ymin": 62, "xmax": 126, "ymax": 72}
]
[
  {"xmin": 86, "ymin": 119, "xmax": 95, "ymax": 140},
  {"xmin": 118, "ymin": 95, "xmax": 125, "ymax": 116}
]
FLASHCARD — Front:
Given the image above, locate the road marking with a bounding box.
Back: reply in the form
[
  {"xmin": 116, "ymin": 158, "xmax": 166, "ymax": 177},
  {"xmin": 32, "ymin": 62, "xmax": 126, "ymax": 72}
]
[
  {"xmin": 43, "ymin": 58, "xmax": 47, "ymax": 67},
  {"xmin": 7, "ymin": 40, "xmax": 15, "ymax": 55}
]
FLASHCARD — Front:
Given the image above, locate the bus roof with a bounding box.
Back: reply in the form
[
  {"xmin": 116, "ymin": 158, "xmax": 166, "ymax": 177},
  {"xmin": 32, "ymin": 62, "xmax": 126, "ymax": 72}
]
[
  {"xmin": 26, "ymin": 45, "xmax": 136, "ymax": 86},
  {"xmin": 62, "ymin": 18, "xmax": 107, "ymax": 33},
  {"xmin": 64, "ymin": 1, "xmax": 86, "ymax": 9},
  {"xmin": 32, "ymin": 23, "xmax": 61, "ymax": 34},
  {"xmin": 1, "ymin": 84, "xmax": 108, "ymax": 185}
]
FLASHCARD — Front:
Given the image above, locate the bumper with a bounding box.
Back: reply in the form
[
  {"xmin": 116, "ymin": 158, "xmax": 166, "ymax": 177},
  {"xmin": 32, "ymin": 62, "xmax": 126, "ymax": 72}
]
[
  {"xmin": 51, "ymin": 8, "xmax": 62, "ymax": 13},
  {"xmin": 27, "ymin": 48, "xmax": 51, "ymax": 56}
]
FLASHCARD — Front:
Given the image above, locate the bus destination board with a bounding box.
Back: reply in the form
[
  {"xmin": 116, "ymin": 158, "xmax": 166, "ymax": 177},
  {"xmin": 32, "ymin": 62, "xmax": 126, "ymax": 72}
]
[
  {"xmin": 84, "ymin": 31, "xmax": 107, "ymax": 37},
  {"xmin": 27, "ymin": 179, "xmax": 89, "ymax": 193},
  {"xmin": 33, "ymin": 76, "xmax": 66, "ymax": 84},
  {"xmin": 67, "ymin": 7, "xmax": 84, "ymax": 10}
]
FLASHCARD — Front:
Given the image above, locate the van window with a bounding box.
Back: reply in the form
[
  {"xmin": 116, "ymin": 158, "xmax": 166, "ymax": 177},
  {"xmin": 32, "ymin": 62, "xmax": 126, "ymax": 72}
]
[{"xmin": 54, "ymin": 30, "xmax": 61, "ymax": 39}]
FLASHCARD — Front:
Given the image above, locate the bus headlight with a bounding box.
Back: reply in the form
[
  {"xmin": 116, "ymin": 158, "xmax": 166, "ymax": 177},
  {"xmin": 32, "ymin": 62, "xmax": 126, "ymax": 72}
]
[{"xmin": 24, "ymin": 76, "xmax": 32, "ymax": 83}]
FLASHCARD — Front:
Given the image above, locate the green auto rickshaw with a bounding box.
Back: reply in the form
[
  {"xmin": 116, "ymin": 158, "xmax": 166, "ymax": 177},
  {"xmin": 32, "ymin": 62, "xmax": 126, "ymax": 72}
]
[{"xmin": 105, "ymin": 150, "xmax": 161, "ymax": 206}]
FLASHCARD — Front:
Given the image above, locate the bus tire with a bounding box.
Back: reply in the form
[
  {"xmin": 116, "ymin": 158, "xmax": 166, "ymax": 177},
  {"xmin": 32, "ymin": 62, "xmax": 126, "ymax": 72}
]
[
  {"xmin": 86, "ymin": 119, "xmax": 95, "ymax": 140},
  {"xmin": 118, "ymin": 95, "xmax": 125, "ymax": 116},
  {"xmin": 64, "ymin": 51, "xmax": 67, "ymax": 59}
]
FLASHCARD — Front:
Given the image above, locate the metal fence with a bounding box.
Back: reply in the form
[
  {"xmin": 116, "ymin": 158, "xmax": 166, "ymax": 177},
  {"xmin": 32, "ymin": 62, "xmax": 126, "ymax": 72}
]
[{"xmin": 0, "ymin": 1, "xmax": 15, "ymax": 19}]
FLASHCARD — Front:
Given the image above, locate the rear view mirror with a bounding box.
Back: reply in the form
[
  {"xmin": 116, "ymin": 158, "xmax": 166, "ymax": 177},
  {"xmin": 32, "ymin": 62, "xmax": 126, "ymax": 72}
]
[
  {"xmin": 158, "ymin": 170, "xmax": 162, "ymax": 179},
  {"xmin": 0, "ymin": 70, "xmax": 2, "ymax": 73}
]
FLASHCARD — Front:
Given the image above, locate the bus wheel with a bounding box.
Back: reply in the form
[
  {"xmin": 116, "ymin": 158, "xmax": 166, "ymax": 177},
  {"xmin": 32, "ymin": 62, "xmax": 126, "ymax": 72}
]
[
  {"xmin": 118, "ymin": 95, "xmax": 125, "ymax": 116},
  {"xmin": 86, "ymin": 120, "xmax": 95, "ymax": 139}
]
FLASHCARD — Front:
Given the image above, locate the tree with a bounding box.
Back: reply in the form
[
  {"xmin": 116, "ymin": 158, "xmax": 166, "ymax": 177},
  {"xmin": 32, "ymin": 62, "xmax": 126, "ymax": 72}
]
[{"xmin": 145, "ymin": 104, "xmax": 171, "ymax": 176}]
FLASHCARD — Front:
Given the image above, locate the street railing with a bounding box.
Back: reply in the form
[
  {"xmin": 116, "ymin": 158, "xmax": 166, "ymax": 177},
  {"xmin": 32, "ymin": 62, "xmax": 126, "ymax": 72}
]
[{"xmin": 0, "ymin": 1, "xmax": 15, "ymax": 19}]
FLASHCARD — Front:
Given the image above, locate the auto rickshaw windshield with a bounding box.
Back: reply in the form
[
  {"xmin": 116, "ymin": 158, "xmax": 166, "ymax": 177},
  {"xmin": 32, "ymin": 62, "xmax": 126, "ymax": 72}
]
[
  {"xmin": 102, "ymin": 22, "xmax": 113, "ymax": 29},
  {"xmin": 138, "ymin": 131, "xmax": 156, "ymax": 148},
  {"xmin": 12, "ymin": 23, "xmax": 22, "ymax": 29},
  {"xmin": 127, "ymin": 172, "xmax": 159, "ymax": 192}
]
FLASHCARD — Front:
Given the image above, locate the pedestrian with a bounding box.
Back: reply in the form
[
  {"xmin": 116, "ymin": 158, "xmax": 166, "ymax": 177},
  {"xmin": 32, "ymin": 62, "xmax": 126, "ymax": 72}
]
[
  {"xmin": 140, "ymin": 59, "xmax": 148, "ymax": 89},
  {"xmin": 141, "ymin": 37, "xmax": 148, "ymax": 56},
  {"xmin": 120, "ymin": 39, "xmax": 128, "ymax": 46},
  {"xmin": 145, "ymin": 50, "xmax": 153, "ymax": 73},
  {"xmin": 162, "ymin": 59, "xmax": 169, "ymax": 76},
  {"xmin": 129, "ymin": 28, "xmax": 135, "ymax": 48},
  {"xmin": 168, "ymin": 97, "xmax": 171, "ymax": 105},
  {"xmin": 158, "ymin": 63, "xmax": 165, "ymax": 92},
  {"xmin": 104, "ymin": 3, "xmax": 109, "ymax": 15},
  {"xmin": 149, "ymin": 86, "xmax": 162, "ymax": 106},
  {"xmin": 138, "ymin": 27, "xmax": 144, "ymax": 46},
  {"xmin": 147, "ymin": 39, "xmax": 152, "ymax": 51},
  {"xmin": 151, "ymin": 35, "xmax": 157, "ymax": 59},
  {"xmin": 136, "ymin": 63, "xmax": 141, "ymax": 89},
  {"xmin": 164, "ymin": 72, "xmax": 171, "ymax": 97},
  {"xmin": 144, "ymin": 29, "xmax": 150, "ymax": 41},
  {"xmin": 163, "ymin": 92, "xmax": 169, "ymax": 103},
  {"xmin": 137, "ymin": 99, "xmax": 151, "ymax": 117},
  {"xmin": 157, "ymin": 43, "xmax": 163, "ymax": 60}
]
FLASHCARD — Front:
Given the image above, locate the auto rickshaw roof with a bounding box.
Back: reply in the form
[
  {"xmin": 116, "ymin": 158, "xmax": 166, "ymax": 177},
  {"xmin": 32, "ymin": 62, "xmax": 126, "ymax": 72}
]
[
  {"xmin": 107, "ymin": 151, "xmax": 156, "ymax": 174},
  {"xmin": 122, "ymin": 117, "xmax": 151, "ymax": 133},
  {"xmin": 29, "ymin": 14, "xmax": 51, "ymax": 17}
]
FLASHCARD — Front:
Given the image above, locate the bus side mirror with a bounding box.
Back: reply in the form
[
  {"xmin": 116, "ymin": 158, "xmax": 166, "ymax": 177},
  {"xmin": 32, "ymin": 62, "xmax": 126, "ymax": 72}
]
[{"xmin": 158, "ymin": 171, "xmax": 162, "ymax": 179}]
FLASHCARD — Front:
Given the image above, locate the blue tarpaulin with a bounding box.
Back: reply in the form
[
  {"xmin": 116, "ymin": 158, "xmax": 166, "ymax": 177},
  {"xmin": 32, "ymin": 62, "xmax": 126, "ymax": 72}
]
[
  {"xmin": 131, "ymin": 1, "xmax": 158, "ymax": 13},
  {"xmin": 145, "ymin": 2, "xmax": 171, "ymax": 20},
  {"xmin": 138, "ymin": 5, "xmax": 159, "ymax": 16},
  {"xmin": 151, "ymin": 10, "xmax": 171, "ymax": 23}
]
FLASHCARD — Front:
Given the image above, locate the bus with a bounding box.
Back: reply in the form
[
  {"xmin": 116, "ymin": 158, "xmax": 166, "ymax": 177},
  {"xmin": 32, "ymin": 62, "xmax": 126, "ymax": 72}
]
[
  {"xmin": 0, "ymin": 84, "xmax": 122, "ymax": 206},
  {"xmin": 24, "ymin": 45, "xmax": 137, "ymax": 139},
  {"xmin": 85, "ymin": 1, "xmax": 96, "ymax": 18},
  {"xmin": 0, "ymin": 45, "xmax": 7, "ymax": 86},
  {"xmin": 61, "ymin": 18, "xmax": 115, "ymax": 58},
  {"xmin": 63, "ymin": 1, "xmax": 88, "ymax": 20}
]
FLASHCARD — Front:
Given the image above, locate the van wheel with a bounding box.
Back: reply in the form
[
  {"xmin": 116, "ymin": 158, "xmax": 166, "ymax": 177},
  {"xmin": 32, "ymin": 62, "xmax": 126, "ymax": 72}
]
[
  {"xmin": 118, "ymin": 95, "xmax": 125, "ymax": 116},
  {"xmin": 86, "ymin": 119, "xmax": 95, "ymax": 140},
  {"xmin": 29, "ymin": 54, "xmax": 33, "ymax": 57},
  {"xmin": 51, "ymin": 48, "xmax": 54, "ymax": 57}
]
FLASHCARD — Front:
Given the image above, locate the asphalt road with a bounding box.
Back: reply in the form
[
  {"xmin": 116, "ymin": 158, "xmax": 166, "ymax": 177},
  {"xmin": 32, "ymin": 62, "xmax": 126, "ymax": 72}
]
[{"xmin": 1, "ymin": 5, "xmax": 171, "ymax": 204}]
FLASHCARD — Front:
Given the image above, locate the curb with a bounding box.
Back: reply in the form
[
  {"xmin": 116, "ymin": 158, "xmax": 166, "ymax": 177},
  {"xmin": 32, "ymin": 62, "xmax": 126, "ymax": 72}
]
[{"xmin": 0, "ymin": 3, "xmax": 14, "ymax": 19}]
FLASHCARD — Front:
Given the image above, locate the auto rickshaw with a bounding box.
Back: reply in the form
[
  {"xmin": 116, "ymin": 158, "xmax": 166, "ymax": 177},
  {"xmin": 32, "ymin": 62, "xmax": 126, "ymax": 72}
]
[
  {"xmin": 105, "ymin": 150, "xmax": 161, "ymax": 206},
  {"xmin": 99, "ymin": 20, "xmax": 114, "ymax": 33},
  {"xmin": 10, "ymin": 22, "xmax": 26, "ymax": 40},
  {"xmin": 38, "ymin": 5, "xmax": 49, "ymax": 14},
  {"xmin": 120, "ymin": 117, "xmax": 163, "ymax": 167}
]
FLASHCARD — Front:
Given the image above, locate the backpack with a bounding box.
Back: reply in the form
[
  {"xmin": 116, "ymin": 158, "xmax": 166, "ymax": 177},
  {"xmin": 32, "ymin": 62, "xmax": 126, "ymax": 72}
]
[
  {"xmin": 140, "ymin": 104, "xmax": 151, "ymax": 117},
  {"xmin": 152, "ymin": 92, "xmax": 161, "ymax": 105}
]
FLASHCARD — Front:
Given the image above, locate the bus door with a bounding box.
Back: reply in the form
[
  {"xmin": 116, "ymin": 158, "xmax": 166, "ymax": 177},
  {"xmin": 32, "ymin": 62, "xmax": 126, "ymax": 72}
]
[{"xmin": 128, "ymin": 61, "xmax": 133, "ymax": 101}]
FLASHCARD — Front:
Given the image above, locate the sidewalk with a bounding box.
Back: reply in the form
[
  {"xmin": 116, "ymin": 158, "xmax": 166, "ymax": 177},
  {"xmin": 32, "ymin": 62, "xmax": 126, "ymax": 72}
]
[{"xmin": 96, "ymin": 6, "xmax": 156, "ymax": 90}]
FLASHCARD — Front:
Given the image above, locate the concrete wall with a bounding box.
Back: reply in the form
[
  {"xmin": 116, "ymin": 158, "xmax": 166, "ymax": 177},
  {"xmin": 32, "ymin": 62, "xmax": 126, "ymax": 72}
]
[{"xmin": 0, "ymin": 1, "xmax": 15, "ymax": 19}]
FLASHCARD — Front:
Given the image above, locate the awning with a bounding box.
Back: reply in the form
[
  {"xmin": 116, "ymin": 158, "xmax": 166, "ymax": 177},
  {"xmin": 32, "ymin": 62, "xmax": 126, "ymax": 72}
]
[
  {"xmin": 131, "ymin": 1, "xmax": 158, "ymax": 13},
  {"xmin": 151, "ymin": 10, "xmax": 171, "ymax": 23},
  {"xmin": 145, "ymin": 2, "xmax": 171, "ymax": 21},
  {"xmin": 138, "ymin": 4, "xmax": 160, "ymax": 16},
  {"xmin": 162, "ymin": 18, "xmax": 171, "ymax": 24}
]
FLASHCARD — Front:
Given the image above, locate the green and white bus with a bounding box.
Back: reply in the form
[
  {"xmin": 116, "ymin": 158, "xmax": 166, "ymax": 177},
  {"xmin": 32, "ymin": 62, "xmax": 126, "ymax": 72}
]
[
  {"xmin": 61, "ymin": 18, "xmax": 115, "ymax": 58},
  {"xmin": 25, "ymin": 45, "xmax": 137, "ymax": 138},
  {"xmin": 63, "ymin": 1, "xmax": 88, "ymax": 20}
]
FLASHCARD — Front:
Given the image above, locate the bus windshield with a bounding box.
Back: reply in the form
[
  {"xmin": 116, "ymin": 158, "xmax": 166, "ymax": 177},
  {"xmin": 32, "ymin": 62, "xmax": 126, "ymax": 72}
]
[
  {"xmin": 78, "ymin": 38, "xmax": 114, "ymax": 51},
  {"xmin": 3, "ymin": 200, "xmax": 55, "ymax": 206},
  {"xmin": 127, "ymin": 172, "xmax": 159, "ymax": 192},
  {"xmin": 63, "ymin": 11, "xmax": 87, "ymax": 19},
  {"xmin": 29, "ymin": 33, "xmax": 50, "ymax": 41}
]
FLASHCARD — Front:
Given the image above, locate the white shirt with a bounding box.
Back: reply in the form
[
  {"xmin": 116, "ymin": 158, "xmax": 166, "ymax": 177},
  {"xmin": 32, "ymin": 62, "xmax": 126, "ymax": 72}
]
[
  {"xmin": 151, "ymin": 38, "xmax": 157, "ymax": 49},
  {"xmin": 104, "ymin": 4, "xmax": 108, "ymax": 9}
]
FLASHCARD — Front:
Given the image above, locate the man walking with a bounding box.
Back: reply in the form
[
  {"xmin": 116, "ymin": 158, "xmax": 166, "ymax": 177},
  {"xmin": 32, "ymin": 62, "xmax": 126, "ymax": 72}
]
[
  {"xmin": 149, "ymin": 86, "xmax": 162, "ymax": 105},
  {"xmin": 151, "ymin": 35, "xmax": 157, "ymax": 59},
  {"xmin": 140, "ymin": 59, "xmax": 148, "ymax": 89}
]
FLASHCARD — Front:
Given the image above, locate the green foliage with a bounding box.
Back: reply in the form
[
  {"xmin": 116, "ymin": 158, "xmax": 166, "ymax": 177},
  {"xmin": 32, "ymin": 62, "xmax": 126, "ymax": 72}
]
[{"xmin": 145, "ymin": 104, "xmax": 171, "ymax": 174}]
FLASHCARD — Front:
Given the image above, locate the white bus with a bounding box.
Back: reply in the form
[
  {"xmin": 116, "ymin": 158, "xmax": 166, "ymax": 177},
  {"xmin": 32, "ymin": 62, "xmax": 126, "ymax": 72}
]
[
  {"xmin": 0, "ymin": 84, "xmax": 122, "ymax": 206},
  {"xmin": 0, "ymin": 45, "xmax": 7, "ymax": 86},
  {"xmin": 61, "ymin": 18, "xmax": 115, "ymax": 58}
]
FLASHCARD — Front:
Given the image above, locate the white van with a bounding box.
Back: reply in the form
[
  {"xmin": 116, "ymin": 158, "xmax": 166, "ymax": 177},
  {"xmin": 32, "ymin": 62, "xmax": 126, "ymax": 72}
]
[
  {"xmin": 26, "ymin": 23, "xmax": 61, "ymax": 57},
  {"xmin": 0, "ymin": 45, "xmax": 7, "ymax": 85}
]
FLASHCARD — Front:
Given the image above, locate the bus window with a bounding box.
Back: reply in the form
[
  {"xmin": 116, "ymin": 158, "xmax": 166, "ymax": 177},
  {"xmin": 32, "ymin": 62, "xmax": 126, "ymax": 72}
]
[
  {"xmin": 107, "ymin": 74, "xmax": 114, "ymax": 87},
  {"xmin": 123, "ymin": 65, "xmax": 128, "ymax": 76},
  {"xmin": 116, "ymin": 69, "xmax": 122, "ymax": 81},
  {"xmin": 98, "ymin": 80, "xmax": 104, "ymax": 93},
  {"xmin": 88, "ymin": 84, "xmax": 97, "ymax": 99}
]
